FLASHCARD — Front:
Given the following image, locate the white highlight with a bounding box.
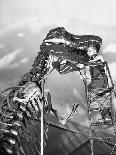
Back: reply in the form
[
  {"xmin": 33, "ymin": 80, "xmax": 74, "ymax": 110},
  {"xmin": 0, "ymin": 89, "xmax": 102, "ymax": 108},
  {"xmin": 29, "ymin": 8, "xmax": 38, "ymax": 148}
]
[
  {"xmin": 9, "ymin": 139, "xmax": 15, "ymax": 145},
  {"xmin": 60, "ymin": 119, "xmax": 66, "ymax": 125},
  {"xmin": 17, "ymin": 33, "xmax": 24, "ymax": 37},
  {"xmin": 44, "ymin": 88, "xmax": 50, "ymax": 93},
  {"xmin": 11, "ymin": 130, "xmax": 18, "ymax": 136},
  {"xmin": 20, "ymin": 57, "xmax": 28, "ymax": 63},
  {"xmin": 0, "ymin": 49, "xmax": 22, "ymax": 69},
  {"xmin": 44, "ymin": 38, "xmax": 71, "ymax": 45}
]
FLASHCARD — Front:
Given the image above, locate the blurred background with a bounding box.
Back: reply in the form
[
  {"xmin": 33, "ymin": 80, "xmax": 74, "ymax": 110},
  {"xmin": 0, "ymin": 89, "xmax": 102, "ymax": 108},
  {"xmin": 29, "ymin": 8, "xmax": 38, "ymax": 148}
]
[{"xmin": 0, "ymin": 0, "xmax": 116, "ymax": 154}]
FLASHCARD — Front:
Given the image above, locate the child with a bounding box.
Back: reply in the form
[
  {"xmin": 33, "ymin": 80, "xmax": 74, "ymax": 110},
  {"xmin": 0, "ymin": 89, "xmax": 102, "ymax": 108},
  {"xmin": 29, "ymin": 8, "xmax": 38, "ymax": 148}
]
[
  {"xmin": 78, "ymin": 45, "xmax": 111, "ymax": 124},
  {"xmin": 87, "ymin": 45, "xmax": 108, "ymax": 90},
  {"xmin": 77, "ymin": 45, "xmax": 108, "ymax": 90}
]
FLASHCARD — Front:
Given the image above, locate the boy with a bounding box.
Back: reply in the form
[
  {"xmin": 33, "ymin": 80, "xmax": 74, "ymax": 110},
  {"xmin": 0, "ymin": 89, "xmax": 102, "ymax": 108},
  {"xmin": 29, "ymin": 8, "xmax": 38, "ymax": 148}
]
[{"xmin": 78, "ymin": 45, "xmax": 111, "ymax": 124}]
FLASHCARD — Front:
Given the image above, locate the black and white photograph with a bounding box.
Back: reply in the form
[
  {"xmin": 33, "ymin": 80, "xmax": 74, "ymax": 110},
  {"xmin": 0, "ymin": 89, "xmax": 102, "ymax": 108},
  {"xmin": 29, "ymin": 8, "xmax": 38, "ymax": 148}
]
[{"xmin": 0, "ymin": 0, "xmax": 116, "ymax": 155}]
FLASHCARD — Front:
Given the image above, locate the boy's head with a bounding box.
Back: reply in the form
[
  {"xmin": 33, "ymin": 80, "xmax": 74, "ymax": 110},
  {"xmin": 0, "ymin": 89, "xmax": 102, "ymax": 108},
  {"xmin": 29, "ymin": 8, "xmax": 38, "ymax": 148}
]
[{"xmin": 87, "ymin": 45, "xmax": 97, "ymax": 57}]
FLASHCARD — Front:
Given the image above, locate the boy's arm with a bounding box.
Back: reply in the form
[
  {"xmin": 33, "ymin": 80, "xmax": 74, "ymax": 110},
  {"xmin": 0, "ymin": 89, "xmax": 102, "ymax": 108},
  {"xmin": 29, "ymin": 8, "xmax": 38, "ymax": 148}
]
[
  {"xmin": 77, "ymin": 55, "xmax": 104, "ymax": 69},
  {"xmin": 77, "ymin": 63, "xmax": 84, "ymax": 69},
  {"xmin": 89, "ymin": 55, "xmax": 104, "ymax": 63}
]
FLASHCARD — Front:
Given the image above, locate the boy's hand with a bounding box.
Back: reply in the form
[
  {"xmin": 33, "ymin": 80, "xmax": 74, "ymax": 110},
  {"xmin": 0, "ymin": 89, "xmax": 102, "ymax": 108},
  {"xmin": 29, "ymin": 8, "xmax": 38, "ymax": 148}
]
[{"xmin": 77, "ymin": 63, "xmax": 84, "ymax": 69}]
